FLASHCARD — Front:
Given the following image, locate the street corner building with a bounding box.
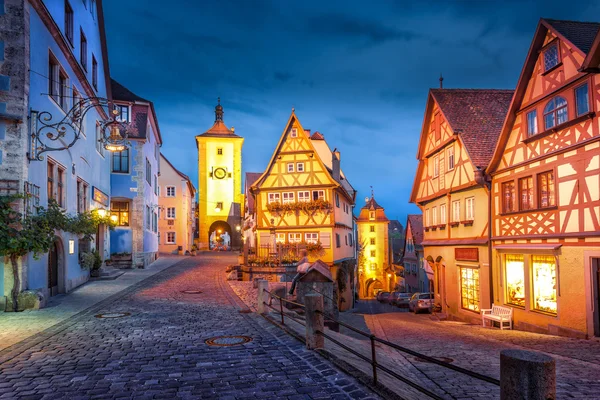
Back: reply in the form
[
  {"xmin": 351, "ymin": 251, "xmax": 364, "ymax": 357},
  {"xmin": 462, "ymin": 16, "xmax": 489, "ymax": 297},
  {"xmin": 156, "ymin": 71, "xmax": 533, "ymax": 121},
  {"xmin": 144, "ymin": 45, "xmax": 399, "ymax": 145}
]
[
  {"xmin": 356, "ymin": 194, "xmax": 392, "ymax": 298},
  {"xmin": 109, "ymin": 79, "xmax": 162, "ymax": 268},
  {"xmin": 410, "ymin": 87, "xmax": 513, "ymax": 325},
  {"xmin": 247, "ymin": 111, "xmax": 358, "ymax": 309},
  {"xmin": 400, "ymin": 214, "xmax": 425, "ymax": 294},
  {"xmin": 196, "ymin": 100, "xmax": 244, "ymax": 251},
  {"xmin": 487, "ymin": 19, "xmax": 600, "ymax": 338},
  {"xmin": 158, "ymin": 154, "xmax": 196, "ymax": 255},
  {"xmin": 0, "ymin": 0, "xmax": 113, "ymax": 308}
]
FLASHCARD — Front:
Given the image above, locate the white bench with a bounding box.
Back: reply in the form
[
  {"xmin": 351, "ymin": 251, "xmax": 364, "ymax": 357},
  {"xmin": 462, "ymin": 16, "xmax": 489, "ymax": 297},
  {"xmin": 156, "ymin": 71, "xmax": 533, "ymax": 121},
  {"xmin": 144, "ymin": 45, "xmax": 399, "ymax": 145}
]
[{"xmin": 481, "ymin": 304, "xmax": 513, "ymax": 330}]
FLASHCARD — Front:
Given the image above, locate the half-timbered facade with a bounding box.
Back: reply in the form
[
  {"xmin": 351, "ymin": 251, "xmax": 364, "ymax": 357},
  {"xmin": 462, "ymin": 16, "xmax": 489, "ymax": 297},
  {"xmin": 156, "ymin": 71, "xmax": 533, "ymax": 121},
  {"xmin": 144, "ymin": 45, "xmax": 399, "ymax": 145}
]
[
  {"xmin": 250, "ymin": 111, "xmax": 356, "ymax": 272},
  {"xmin": 489, "ymin": 19, "xmax": 600, "ymax": 338},
  {"xmin": 411, "ymin": 89, "xmax": 513, "ymax": 323}
]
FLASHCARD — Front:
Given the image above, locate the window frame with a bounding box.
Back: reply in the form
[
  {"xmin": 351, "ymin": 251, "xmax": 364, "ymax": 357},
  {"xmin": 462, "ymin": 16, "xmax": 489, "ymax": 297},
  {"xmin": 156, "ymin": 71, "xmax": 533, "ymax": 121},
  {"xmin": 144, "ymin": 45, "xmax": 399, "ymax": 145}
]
[
  {"xmin": 287, "ymin": 163, "xmax": 294, "ymax": 173},
  {"xmin": 288, "ymin": 233, "xmax": 302, "ymax": 243},
  {"xmin": 217, "ymin": 148, "xmax": 223, "ymax": 155},
  {"xmin": 296, "ymin": 162, "xmax": 304, "ymax": 172},
  {"xmin": 80, "ymin": 28, "xmax": 87, "ymax": 71},
  {"xmin": 110, "ymin": 201, "xmax": 130, "ymax": 227},
  {"xmin": 268, "ymin": 193, "xmax": 281, "ymax": 204},
  {"xmin": 543, "ymin": 41, "xmax": 560, "ymax": 72},
  {"xmin": 502, "ymin": 181, "xmax": 516, "ymax": 213},
  {"xmin": 297, "ymin": 191, "xmax": 310, "ymax": 202},
  {"xmin": 575, "ymin": 82, "xmax": 590, "ymax": 117},
  {"xmin": 166, "ymin": 232, "xmax": 176, "ymax": 244},
  {"xmin": 537, "ymin": 171, "xmax": 555, "ymax": 209},
  {"xmin": 282, "ymin": 192, "xmax": 294, "ymax": 204},
  {"xmin": 459, "ymin": 267, "xmax": 480, "ymax": 313},
  {"xmin": 92, "ymin": 54, "xmax": 98, "ymax": 90},
  {"xmin": 447, "ymin": 146, "xmax": 454, "ymax": 171},
  {"xmin": 312, "ymin": 190, "xmax": 325, "ymax": 201},
  {"xmin": 111, "ymin": 149, "xmax": 129, "ymax": 173},
  {"xmin": 65, "ymin": 0, "xmax": 74, "ymax": 46},
  {"xmin": 543, "ymin": 96, "xmax": 568, "ymax": 130},
  {"xmin": 166, "ymin": 186, "xmax": 176, "ymax": 197},
  {"xmin": 76, "ymin": 177, "xmax": 88, "ymax": 214},
  {"xmin": 305, "ymin": 233, "xmax": 318, "ymax": 244},
  {"xmin": 526, "ymin": 109, "xmax": 538, "ymax": 137},
  {"xmin": 440, "ymin": 203, "xmax": 447, "ymax": 225},
  {"xmin": 433, "ymin": 155, "xmax": 439, "ymax": 178},
  {"xmin": 519, "ymin": 176, "xmax": 534, "ymax": 211},
  {"xmin": 465, "ymin": 197, "xmax": 475, "ymax": 221},
  {"xmin": 166, "ymin": 207, "xmax": 176, "ymax": 219}
]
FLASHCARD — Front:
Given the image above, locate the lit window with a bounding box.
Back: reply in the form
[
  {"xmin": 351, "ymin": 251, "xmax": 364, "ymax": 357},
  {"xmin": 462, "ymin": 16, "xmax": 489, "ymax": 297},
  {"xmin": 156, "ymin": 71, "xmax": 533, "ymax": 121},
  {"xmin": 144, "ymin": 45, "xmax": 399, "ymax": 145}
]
[
  {"xmin": 370, "ymin": 250, "xmax": 375, "ymax": 257},
  {"xmin": 543, "ymin": 42, "xmax": 559, "ymax": 71},
  {"xmin": 268, "ymin": 193, "xmax": 280, "ymax": 204},
  {"xmin": 447, "ymin": 147, "xmax": 454, "ymax": 171},
  {"xmin": 298, "ymin": 191, "xmax": 310, "ymax": 202},
  {"xmin": 532, "ymin": 255, "xmax": 557, "ymax": 314},
  {"xmin": 538, "ymin": 171, "xmax": 555, "ymax": 208},
  {"xmin": 526, "ymin": 110, "xmax": 538, "ymax": 136},
  {"xmin": 167, "ymin": 207, "xmax": 176, "ymax": 219},
  {"xmin": 370, "ymin": 238, "xmax": 375, "ymax": 245},
  {"xmin": 465, "ymin": 198, "xmax": 474, "ymax": 221},
  {"xmin": 288, "ymin": 233, "xmax": 301, "ymax": 243},
  {"xmin": 297, "ymin": 163, "xmax": 304, "ymax": 172},
  {"xmin": 305, "ymin": 233, "xmax": 318, "ymax": 244},
  {"xmin": 110, "ymin": 201, "xmax": 129, "ymax": 226},
  {"xmin": 287, "ymin": 163, "xmax": 294, "ymax": 173},
  {"xmin": 460, "ymin": 267, "xmax": 480, "ymax": 312},
  {"xmin": 502, "ymin": 181, "xmax": 515, "ymax": 213},
  {"xmin": 166, "ymin": 186, "xmax": 176, "ymax": 197},
  {"xmin": 543, "ymin": 96, "xmax": 568, "ymax": 129},
  {"xmin": 505, "ymin": 254, "xmax": 525, "ymax": 307},
  {"xmin": 166, "ymin": 232, "xmax": 176, "ymax": 244},
  {"xmin": 440, "ymin": 204, "xmax": 446, "ymax": 224},
  {"xmin": 519, "ymin": 176, "xmax": 533, "ymax": 210},
  {"xmin": 575, "ymin": 83, "xmax": 589, "ymax": 116},
  {"xmin": 452, "ymin": 200, "xmax": 460, "ymax": 222},
  {"xmin": 282, "ymin": 192, "xmax": 294, "ymax": 204},
  {"xmin": 276, "ymin": 233, "xmax": 285, "ymax": 244},
  {"xmin": 433, "ymin": 155, "xmax": 439, "ymax": 178}
]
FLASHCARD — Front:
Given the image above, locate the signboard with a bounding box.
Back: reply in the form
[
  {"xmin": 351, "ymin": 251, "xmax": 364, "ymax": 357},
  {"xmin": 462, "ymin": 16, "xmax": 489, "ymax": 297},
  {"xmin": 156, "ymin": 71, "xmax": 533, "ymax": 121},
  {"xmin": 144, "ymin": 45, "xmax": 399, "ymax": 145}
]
[
  {"xmin": 455, "ymin": 248, "xmax": 479, "ymax": 262},
  {"xmin": 92, "ymin": 187, "xmax": 109, "ymax": 207}
]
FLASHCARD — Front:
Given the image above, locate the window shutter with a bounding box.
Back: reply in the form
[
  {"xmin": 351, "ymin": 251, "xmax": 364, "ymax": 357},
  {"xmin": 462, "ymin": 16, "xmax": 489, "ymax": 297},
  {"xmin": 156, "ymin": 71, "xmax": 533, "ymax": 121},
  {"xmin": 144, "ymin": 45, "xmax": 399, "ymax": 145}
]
[
  {"xmin": 259, "ymin": 232, "xmax": 271, "ymax": 246},
  {"xmin": 320, "ymin": 232, "xmax": 331, "ymax": 248}
]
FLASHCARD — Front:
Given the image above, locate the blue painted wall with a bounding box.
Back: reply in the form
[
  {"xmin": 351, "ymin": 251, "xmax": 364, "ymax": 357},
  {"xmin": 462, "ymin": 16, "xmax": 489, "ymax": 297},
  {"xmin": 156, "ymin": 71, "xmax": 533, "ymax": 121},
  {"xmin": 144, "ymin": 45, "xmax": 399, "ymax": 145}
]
[
  {"xmin": 111, "ymin": 228, "xmax": 132, "ymax": 253},
  {"xmin": 27, "ymin": 1, "xmax": 111, "ymax": 292}
]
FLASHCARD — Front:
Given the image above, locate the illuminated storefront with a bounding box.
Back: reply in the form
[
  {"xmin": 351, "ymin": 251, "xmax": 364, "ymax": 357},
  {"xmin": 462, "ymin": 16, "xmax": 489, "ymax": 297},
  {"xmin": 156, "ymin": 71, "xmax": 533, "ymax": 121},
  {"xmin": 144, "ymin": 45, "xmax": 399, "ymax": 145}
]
[
  {"xmin": 502, "ymin": 253, "xmax": 557, "ymax": 315},
  {"xmin": 459, "ymin": 267, "xmax": 480, "ymax": 312}
]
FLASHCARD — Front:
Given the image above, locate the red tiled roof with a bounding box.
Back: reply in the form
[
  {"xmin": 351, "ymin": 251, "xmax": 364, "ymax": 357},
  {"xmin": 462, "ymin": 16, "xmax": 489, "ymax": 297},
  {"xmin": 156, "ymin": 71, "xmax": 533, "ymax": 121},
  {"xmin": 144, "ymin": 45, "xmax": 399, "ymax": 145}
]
[
  {"xmin": 407, "ymin": 214, "xmax": 423, "ymax": 246},
  {"xmin": 310, "ymin": 131, "xmax": 325, "ymax": 140},
  {"xmin": 245, "ymin": 172, "xmax": 262, "ymax": 214},
  {"xmin": 161, "ymin": 154, "xmax": 196, "ymax": 196},
  {"xmin": 544, "ymin": 19, "xmax": 600, "ymax": 54},
  {"xmin": 431, "ymin": 89, "xmax": 513, "ymax": 168}
]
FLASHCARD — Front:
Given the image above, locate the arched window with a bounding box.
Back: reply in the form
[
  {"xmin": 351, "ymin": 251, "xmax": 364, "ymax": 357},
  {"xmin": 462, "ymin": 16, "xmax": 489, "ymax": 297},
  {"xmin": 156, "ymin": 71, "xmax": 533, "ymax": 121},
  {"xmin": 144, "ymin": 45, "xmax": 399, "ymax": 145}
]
[{"xmin": 543, "ymin": 96, "xmax": 568, "ymax": 129}]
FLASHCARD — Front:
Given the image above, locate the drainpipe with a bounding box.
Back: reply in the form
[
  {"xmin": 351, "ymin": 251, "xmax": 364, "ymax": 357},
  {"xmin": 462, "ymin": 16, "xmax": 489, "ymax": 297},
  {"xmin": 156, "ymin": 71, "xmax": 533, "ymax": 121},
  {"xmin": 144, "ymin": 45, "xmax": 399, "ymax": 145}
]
[{"xmin": 475, "ymin": 168, "xmax": 494, "ymax": 307}]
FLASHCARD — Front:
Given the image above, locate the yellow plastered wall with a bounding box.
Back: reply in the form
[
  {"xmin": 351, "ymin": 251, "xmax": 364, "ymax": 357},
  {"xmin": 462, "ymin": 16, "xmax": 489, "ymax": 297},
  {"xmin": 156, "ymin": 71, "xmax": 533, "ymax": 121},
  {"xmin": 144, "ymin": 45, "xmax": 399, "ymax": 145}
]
[{"xmin": 357, "ymin": 219, "xmax": 389, "ymax": 293}]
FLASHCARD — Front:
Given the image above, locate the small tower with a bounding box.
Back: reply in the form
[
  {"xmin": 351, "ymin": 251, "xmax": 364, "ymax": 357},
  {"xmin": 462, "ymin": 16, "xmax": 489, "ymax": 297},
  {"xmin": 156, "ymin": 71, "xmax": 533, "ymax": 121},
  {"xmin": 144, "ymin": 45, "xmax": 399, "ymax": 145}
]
[
  {"xmin": 195, "ymin": 99, "xmax": 244, "ymax": 250},
  {"xmin": 356, "ymin": 191, "xmax": 390, "ymax": 298}
]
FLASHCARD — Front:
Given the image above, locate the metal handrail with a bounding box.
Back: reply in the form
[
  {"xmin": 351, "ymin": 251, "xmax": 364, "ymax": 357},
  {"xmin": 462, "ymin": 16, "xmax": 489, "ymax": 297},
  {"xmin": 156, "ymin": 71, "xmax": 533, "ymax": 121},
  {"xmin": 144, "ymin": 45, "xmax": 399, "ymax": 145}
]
[{"xmin": 263, "ymin": 288, "xmax": 306, "ymax": 308}]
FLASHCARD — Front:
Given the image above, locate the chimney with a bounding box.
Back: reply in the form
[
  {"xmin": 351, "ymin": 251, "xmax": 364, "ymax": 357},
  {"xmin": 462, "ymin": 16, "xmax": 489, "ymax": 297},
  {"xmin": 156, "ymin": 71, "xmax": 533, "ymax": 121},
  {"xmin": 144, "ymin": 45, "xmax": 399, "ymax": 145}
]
[{"xmin": 332, "ymin": 149, "xmax": 341, "ymax": 182}]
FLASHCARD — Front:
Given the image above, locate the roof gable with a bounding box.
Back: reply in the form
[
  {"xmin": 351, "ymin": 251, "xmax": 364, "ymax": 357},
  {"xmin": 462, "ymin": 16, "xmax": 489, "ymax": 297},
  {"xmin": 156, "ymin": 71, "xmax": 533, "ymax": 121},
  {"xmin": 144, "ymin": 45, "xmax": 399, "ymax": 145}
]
[{"xmin": 544, "ymin": 19, "xmax": 600, "ymax": 55}]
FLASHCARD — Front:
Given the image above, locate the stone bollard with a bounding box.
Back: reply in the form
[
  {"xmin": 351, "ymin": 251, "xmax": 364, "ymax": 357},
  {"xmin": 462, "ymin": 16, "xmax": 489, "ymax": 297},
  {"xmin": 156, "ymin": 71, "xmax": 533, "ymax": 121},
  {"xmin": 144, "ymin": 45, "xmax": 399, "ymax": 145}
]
[
  {"xmin": 257, "ymin": 280, "xmax": 268, "ymax": 314},
  {"xmin": 304, "ymin": 294, "xmax": 324, "ymax": 350},
  {"xmin": 500, "ymin": 349, "xmax": 556, "ymax": 400}
]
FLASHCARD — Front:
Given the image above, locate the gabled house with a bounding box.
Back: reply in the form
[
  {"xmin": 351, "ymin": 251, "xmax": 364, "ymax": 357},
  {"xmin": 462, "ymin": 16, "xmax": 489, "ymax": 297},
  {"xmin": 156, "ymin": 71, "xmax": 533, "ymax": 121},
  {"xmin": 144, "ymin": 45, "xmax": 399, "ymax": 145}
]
[
  {"xmin": 242, "ymin": 172, "xmax": 262, "ymax": 249},
  {"xmin": 158, "ymin": 155, "xmax": 196, "ymax": 254},
  {"xmin": 250, "ymin": 111, "xmax": 357, "ymax": 307},
  {"xmin": 410, "ymin": 89, "xmax": 513, "ymax": 322},
  {"xmin": 356, "ymin": 195, "xmax": 390, "ymax": 297},
  {"xmin": 401, "ymin": 215, "xmax": 424, "ymax": 293},
  {"xmin": 109, "ymin": 79, "xmax": 162, "ymax": 267},
  {"xmin": 488, "ymin": 19, "xmax": 600, "ymax": 338}
]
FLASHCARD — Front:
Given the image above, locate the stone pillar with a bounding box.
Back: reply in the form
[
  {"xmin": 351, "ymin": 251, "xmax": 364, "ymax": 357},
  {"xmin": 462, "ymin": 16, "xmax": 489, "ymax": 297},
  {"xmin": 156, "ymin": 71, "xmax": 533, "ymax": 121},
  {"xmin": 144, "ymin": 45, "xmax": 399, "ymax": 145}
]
[
  {"xmin": 304, "ymin": 294, "xmax": 324, "ymax": 350},
  {"xmin": 500, "ymin": 349, "xmax": 555, "ymax": 400},
  {"xmin": 257, "ymin": 279, "xmax": 268, "ymax": 314}
]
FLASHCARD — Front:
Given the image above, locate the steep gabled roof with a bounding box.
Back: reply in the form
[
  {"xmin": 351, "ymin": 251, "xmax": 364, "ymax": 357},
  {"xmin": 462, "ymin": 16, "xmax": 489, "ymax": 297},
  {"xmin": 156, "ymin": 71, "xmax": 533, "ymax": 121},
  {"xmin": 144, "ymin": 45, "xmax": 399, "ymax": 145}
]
[
  {"xmin": 160, "ymin": 154, "xmax": 196, "ymax": 196},
  {"xmin": 489, "ymin": 18, "xmax": 600, "ymax": 172},
  {"xmin": 407, "ymin": 214, "xmax": 423, "ymax": 246},
  {"xmin": 111, "ymin": 79, "xmax": 149, "ymax": 103},
  {"xmin": 581, "ymin": 30, "xmax": 600, "ymax": 71},
  {"xmin": 430, "ymin": 89, "xmax": 514, "ymax": 168},
  {"xmin": 244, "ymin": 172, "xmax": 262, "ymax": 214},
  {"xmin": 545, "ymin": 19, "xmax": 600, "ymax": 54}
]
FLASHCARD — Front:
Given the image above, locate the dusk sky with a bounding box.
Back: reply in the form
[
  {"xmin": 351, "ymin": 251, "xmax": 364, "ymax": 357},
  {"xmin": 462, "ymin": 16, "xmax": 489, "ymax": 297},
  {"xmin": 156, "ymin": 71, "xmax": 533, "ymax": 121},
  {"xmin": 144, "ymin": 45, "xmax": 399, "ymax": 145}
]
[{"xmin": 103, "ymin": 0, "xmax": 600, "ymax": 224}]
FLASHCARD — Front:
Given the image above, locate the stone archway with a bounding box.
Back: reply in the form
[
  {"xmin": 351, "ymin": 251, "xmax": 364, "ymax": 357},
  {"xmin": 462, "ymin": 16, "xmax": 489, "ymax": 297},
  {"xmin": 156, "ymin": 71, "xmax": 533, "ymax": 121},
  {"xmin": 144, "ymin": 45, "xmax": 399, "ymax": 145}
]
[
  {"xmin": 364, "ymin": 278, "xmax": 383, "ymax": 298},
  {"xmin": 48, "ymin": 238, "xmax": 66, "ymax": 296},
  {"xmin": 208, "ymin": 220, "xmax": 232, "ymax": 251}
]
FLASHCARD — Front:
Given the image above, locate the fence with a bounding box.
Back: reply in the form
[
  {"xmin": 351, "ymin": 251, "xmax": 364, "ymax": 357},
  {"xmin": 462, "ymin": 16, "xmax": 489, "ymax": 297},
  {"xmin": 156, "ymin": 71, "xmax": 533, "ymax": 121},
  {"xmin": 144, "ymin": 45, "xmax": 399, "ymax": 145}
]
[
  {"xmin": 258, "ymin": 282, "xmax": 556, "ymax": 400},
  {"xmin": 247, "ymin": 243, "xmax": 305, "ymax": 266}
]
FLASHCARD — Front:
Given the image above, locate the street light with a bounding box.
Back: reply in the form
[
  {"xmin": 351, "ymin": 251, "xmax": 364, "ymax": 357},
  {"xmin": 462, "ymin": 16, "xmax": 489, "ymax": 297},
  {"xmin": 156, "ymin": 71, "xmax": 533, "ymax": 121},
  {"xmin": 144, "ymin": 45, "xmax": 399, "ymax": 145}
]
[{"xmin": 96, "ymin": 208, "xmax": 107, "ymax": 218}]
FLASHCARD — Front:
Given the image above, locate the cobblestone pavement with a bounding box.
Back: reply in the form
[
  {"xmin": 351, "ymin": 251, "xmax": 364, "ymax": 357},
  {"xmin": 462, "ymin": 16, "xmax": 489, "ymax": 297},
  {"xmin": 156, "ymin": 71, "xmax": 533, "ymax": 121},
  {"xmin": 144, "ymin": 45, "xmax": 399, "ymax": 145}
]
[
  {"xmin": 0, "ymin": 255, "xmax": 187, "ymax": 352},
  {"xmin": 352, "ymin": 300, "xmax": 600, "ymax": 399},
  {"xmin": 0, "ymin": 254, "xmax": 380, "ymax": 400}
]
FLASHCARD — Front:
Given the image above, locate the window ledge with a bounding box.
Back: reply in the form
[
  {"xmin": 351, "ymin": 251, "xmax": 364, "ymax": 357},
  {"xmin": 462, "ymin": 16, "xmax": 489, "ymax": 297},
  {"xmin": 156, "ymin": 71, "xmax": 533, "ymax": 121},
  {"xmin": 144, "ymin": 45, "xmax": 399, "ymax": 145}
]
[
  {"xmin": 500, "ymin": 206, "xmax": 558, "ymax": 217},
  {"xmin": 531, "ymin": 309, "xmax": 558, "ymax": 318},
  {"xmin": 541, "ymin": 62, "xmax": 562, "ymax": 76},
  {"xmin": 449, "ymin": 222, "xmax": 460, "ymax": 228},
  {"xmin": 424, "ymin": 227, "xmax": 430, "ymax": 232},
  {"xmin": 461, "ymin": 220, "xmax": 474, "ymax": 226},
  {"xmin": 523, "ymin": 112, "xmax": 595, "ymax": 144}
]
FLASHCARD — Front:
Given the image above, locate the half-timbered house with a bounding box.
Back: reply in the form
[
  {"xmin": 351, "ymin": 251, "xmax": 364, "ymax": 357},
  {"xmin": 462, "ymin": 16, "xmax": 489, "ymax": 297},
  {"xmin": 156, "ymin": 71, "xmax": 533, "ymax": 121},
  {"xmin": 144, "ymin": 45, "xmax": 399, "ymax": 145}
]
[
  {"xmin": 410, "ymin": 89, "xmax": 513, "ymax": 323},
  {"xmin": 488, "ymin": 19, "xmax": 600, "ymax": 338},
  {"xmin": 250, "ymin": 111, "xmax": 357, "ymax": 302}
]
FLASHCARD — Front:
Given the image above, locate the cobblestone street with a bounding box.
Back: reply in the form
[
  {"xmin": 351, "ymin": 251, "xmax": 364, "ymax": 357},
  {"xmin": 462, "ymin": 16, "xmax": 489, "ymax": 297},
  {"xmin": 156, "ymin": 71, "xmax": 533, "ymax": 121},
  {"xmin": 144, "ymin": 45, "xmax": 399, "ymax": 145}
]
[{"xmin": 0, "ymin": 254, "xmax": 379, "ymax": 400}]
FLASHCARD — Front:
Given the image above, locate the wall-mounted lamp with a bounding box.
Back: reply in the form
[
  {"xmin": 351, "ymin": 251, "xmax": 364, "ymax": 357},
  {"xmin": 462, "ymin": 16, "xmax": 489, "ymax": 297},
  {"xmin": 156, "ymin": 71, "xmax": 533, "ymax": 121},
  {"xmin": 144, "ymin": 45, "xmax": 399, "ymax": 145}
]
[{"xmin": 96, "ymin": 208, "xmax": 107, "ymax": 218}]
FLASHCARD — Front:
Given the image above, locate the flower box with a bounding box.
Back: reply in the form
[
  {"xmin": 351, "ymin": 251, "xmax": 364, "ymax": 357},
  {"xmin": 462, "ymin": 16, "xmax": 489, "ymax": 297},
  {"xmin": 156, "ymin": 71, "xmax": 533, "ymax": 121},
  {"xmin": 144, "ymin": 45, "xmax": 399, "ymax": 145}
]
[
  {"xmin": 461, "ymin": 220, "xmax": 474, "ymax": 226},
  {"xmin": 449, "ymin": 222, "xmax": 460, "ymax": 227}
]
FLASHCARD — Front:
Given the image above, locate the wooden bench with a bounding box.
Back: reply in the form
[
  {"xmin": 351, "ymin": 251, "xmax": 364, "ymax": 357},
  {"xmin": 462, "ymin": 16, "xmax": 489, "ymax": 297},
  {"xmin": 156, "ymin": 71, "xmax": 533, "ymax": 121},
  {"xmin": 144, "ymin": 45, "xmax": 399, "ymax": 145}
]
[{"xmin": 481, "ymin": 304, "xmax": 513, "ymax": 330}]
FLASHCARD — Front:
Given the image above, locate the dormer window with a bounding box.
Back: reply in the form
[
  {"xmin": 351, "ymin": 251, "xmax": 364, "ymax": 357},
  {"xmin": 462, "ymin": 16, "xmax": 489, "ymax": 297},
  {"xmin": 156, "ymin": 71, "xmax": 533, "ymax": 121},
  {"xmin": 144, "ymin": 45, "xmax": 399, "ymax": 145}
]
[
  {"xmin": 543, "ymin": 42, "xmax": 559, "ymax": 71},
  {"xmin": 369, "ymin": 211, "xmax": 375, "ymax": 220},
  {"xmin": 290, "ymin": 128, "xmax": 297, "ymax": 138},
  {"xmin": 543, "ymin": 96, "xmax": 568, "ymax": 129}
]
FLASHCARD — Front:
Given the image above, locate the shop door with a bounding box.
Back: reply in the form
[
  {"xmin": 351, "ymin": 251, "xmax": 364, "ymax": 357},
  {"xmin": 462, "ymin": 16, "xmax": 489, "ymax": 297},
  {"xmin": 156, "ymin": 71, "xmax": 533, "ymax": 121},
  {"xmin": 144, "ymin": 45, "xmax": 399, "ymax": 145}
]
[
  {"xmin": 594, "ymin": 258, "xmax": 600, "ymax": 337},
  {"xmin": 48, "ymin": 242, "xmax": 59, "ymax": 296}
]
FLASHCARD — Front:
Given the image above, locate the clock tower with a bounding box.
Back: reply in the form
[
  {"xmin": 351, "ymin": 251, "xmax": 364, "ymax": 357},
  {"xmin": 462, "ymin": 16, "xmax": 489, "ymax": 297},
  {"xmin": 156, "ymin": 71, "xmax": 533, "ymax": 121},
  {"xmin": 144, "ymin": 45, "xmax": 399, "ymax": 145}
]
[{"xmin": 196, "ymin": 99, "xmax": 244, "ymax": 250}]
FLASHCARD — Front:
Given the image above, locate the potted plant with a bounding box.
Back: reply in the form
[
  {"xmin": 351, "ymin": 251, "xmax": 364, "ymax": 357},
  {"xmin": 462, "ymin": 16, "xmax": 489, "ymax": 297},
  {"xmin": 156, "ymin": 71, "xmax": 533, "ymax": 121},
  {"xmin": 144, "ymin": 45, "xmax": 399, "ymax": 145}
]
[
  {"xmin": 80, "ymin": 251, "xmax": 95, "ymax": 271},
  {"xmin": 90, "ymin": 250, "xmax": 103, "ymax": 277},
  {"xmin": 190, "ymin": 244, "xmax": 198, "ymax": 256}
]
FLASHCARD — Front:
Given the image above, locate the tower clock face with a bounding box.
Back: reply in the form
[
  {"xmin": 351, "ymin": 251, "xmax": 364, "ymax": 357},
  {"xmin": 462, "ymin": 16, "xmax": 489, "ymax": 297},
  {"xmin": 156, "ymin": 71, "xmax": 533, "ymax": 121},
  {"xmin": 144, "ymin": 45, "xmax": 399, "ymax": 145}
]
[{"xmin": 213, "ymin": 167, "xmax": 227, "ymax": 179}]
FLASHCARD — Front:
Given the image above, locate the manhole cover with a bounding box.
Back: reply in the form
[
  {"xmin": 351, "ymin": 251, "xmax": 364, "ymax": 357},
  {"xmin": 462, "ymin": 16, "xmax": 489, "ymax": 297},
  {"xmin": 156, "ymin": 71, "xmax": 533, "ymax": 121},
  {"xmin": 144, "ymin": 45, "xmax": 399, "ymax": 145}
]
[
  {"xmin": 205, "ymin": 335, "xmax": 253, "ymax": 347},
  {"xmin": 414, "ymin": 356, "xmax": 454, "ymax": 364},
  {"xmin": 181, "ymin": 290, "xmax": 203, "ymax": 294},
  {"xmin": 94, "ymin": 312, "xmax": 131, "ymax": 319}
]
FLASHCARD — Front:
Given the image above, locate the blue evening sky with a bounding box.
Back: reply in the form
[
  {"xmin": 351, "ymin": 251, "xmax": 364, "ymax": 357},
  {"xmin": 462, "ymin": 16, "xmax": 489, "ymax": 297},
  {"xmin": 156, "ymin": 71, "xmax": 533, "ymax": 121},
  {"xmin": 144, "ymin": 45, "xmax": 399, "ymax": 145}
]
[{"xmin": 103, "ymin": 0, "xmax": 600, "ymax": 224}]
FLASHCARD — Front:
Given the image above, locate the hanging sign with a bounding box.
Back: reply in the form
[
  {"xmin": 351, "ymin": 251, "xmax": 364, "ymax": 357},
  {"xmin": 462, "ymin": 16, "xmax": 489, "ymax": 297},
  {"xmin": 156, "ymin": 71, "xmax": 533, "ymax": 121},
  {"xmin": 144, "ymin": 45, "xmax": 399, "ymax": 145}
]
[
  {"xmin": 455, "ymin": 248, "xmax": 479, "ymax": 262},
  {"xmin": 92, "ymin": 187, "xmax": 109, "ymax": 207}
]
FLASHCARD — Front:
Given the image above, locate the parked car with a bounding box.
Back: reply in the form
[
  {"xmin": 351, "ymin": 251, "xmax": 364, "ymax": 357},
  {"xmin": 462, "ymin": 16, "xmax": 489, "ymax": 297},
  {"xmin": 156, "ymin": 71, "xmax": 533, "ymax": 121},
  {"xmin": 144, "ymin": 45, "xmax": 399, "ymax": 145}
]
[
  {"xmin": 376, "ymin": 291, "xmax": 391, "ymax": 303},
  {"xmin": 408, "ymin": 292, "xmax": 434, "ymax": 313},
  {"xmin": 392, "ymin": 292, "xmax": 412, "ymax": 308}
]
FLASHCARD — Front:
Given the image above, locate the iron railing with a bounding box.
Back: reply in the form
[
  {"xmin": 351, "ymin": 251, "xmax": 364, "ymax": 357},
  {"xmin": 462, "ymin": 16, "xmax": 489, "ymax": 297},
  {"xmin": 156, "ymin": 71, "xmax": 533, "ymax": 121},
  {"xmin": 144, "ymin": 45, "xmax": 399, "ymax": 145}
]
[
  {"xmin": 248, "ymin": 244, "xmax": 305, "ymax": 267},
  {"xmin": 261, "ymin": 288, "xmax": 499, "ymax": 400}
]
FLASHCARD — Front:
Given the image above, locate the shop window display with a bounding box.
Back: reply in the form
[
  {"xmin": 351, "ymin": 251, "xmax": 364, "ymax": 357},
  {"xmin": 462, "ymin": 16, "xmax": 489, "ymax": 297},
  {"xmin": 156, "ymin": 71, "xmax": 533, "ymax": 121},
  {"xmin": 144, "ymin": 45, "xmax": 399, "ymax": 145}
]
[
  {"xmin": 532, "ymin": 255, "xmax": 557, "ymax": 314},
  {"xmin": 460, "ymin": 267, "xmax": 480, "ymax": 312},
  {"xmin": 505, "ymin": 254, "xmax": 525, "ymax": 307}
]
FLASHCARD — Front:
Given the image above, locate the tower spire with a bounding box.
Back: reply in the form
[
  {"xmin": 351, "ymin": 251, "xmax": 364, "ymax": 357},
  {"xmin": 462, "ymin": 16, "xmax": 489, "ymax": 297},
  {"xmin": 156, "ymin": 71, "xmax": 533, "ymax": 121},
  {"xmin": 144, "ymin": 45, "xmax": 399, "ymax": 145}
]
[
  {"xmin": 439, "ymin": 73, "xmax": 444, "ymax": 89},
  {"xmin": 215, "ymin": 97, "xmax": 224, "ymax": 122},
  {"xmin": 370, "ymin": 185, "xmax": 374, "ymax": 198}
]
